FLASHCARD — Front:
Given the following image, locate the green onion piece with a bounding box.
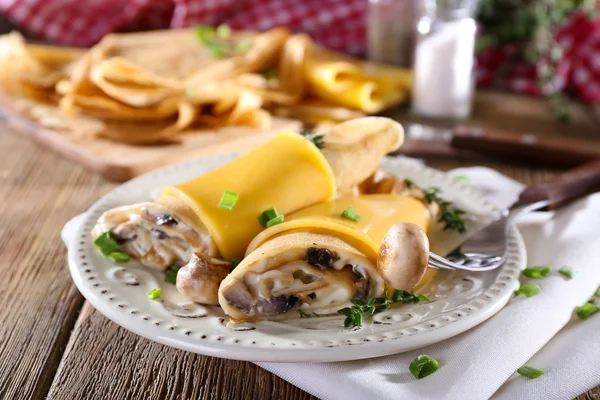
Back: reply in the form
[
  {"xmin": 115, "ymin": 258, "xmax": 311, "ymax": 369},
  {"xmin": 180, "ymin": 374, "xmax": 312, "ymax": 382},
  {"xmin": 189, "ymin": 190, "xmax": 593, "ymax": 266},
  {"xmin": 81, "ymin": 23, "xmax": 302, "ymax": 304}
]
[
  {"xmin": 107, "ymin": 252, "xmax": 130, "ymax": 263},
  {"xmin": 558, "ymin": 266, "xmax": 574, "ymax": 279},
  {"xmin": 231, "ymin": 258, "xmax": 241, "ymax": 270},
  {"xmin": 352, "ymin": 265, "xmax": 365, "ymax": 279},
  {"xmin": 514, "ymin": 283, "xmax": 543, "ymax": 298},
  {"xmin": 93, "ymin": 231, "xmax": 120, "ymax": 256},
  {"xmin": 147, "ymin": 288, "xmax": 162, "ymax": 300},
  {"xmin": 266, "ymin": 215, "xmax": 284, "ymax": 227},
  {"xmin": 595, "ymin": 286, "xmax": 600, "ymax": 297},
  {"xmin": 453, "ymin": 175, "xmax": 470, "ymax": 184},
  {"xmin": 218, "ymin": 190, "xmax": 239, "ymax": 210},
  {"xmin": 409, "ymin": 355, "xmax": 439, "ymax": 379},
  {"xmin": 523, "ymin": 266, "xmax": 552, "ymax": 279},
  {"xmin": 417, "ymin": 294, "xmax": 431, "ymax": 302},
  {"xmin": 164, "ymin": 266, "xmax": 181, "ymax": 285},
  {"xmin": 258, "ymin": 207, "xmax": 279, "ymax": 227},
  {"xmin": 235, "ymin": 40, "xmax": 252, "ymax": 54},
  {"xmin": 216, "ymin": 24, "xmax": 231, "ymax": 39},
  {"xmin": 517, "ymin": 366, "xmax": 544, "ymax": 379},
  {"xmin": 403, "ymin": 178, "xmax": 414, "ymax": 188},
  {"xmin": 341, "ymin": 207, "xmax": 360, "ymax": 222},
  {"xmin": 577, "ymin": 302, "xmax": 599, "ymax": 320}
]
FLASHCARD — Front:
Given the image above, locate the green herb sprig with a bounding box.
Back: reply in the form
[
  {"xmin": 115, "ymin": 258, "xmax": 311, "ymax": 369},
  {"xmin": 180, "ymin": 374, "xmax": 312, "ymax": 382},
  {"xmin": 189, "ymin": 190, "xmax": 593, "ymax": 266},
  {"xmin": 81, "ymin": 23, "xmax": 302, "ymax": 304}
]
[
  {"xmin": 338, "ymin": 289, "xmax": 430, "ymax": 328},
  {"xmin": 423, "ymin": 187, "xmax": 467, "ymax": 234},
  {"xmin": 299, "ymin": 130, "xmax": 325, "ymax": 149}
]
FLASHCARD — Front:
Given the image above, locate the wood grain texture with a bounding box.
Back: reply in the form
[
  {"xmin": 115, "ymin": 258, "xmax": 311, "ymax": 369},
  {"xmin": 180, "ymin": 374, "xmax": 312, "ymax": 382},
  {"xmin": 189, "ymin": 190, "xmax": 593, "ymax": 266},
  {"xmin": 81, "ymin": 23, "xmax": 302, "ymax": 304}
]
[{"xmin": 0, "ymin": 118, "xmax": 599, "ymax": 400}]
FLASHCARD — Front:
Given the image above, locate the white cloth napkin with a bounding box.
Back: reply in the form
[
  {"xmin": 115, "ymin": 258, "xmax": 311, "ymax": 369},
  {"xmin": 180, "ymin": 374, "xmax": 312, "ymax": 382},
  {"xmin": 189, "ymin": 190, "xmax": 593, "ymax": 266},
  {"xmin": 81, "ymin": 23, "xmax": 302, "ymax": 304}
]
[{"xmin": 257, "ymin": 167, "xmax": 600, "ymax": 400}]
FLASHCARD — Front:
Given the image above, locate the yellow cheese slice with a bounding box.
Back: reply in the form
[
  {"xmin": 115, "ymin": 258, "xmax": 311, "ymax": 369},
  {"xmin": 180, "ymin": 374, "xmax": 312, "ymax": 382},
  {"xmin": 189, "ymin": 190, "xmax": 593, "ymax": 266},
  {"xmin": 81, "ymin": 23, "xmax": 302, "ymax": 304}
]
[
  {"xmin": 246, "ymin": 194, "xmax": 436, "ymax": 291},
  {"xmin": 163, "ymin": 132, "xmax": 336, "ymax": 260}
]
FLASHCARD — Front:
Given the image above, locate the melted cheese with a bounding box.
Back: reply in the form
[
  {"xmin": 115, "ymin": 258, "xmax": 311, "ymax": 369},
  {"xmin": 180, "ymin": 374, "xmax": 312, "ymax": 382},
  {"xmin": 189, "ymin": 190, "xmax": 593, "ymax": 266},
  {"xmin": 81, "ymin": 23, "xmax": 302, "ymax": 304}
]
[{"xmin": 163, "ymin": 132, "xmax": 336, "ymax": 259}]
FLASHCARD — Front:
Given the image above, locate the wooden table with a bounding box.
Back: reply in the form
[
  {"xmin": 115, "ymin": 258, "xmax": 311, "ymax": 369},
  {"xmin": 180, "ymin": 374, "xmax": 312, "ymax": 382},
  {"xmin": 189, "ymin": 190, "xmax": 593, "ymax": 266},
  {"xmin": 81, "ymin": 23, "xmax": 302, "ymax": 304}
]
[{"xmin": 1, "ymin": 93, "xmax": 600, "ymax": 400}]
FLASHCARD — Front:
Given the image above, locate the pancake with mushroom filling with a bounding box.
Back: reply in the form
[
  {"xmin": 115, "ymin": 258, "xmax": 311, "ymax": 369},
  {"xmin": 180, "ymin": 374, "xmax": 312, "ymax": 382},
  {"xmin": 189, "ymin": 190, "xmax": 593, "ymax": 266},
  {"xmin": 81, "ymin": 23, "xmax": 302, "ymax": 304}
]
[
  {"xmin": 218, "ymin": 232, "xmax": 386, "ymax": 322},
  {"xmin": 92, "ymin": 196, "xmax": 217, "ymax": 270}
]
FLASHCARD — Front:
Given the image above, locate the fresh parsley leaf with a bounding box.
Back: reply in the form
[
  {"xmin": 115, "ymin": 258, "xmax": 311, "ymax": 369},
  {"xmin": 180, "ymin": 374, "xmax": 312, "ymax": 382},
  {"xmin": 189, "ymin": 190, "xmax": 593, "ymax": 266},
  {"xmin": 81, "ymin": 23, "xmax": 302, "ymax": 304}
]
[
  {"xmin": 352, "ymin": 265, "xmax": 365, "ymax": 279},
  {"xmin": 299, "ymin": 130, "xmax": 325, "ymax": 149}
]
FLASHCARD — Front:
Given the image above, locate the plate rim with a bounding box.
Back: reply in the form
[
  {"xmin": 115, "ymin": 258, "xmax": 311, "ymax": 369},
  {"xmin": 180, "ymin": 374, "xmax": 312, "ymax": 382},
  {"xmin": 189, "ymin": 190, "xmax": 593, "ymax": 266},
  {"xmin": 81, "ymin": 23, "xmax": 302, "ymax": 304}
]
[{"xmin": 66, "ymin": 155, "xmax": 526, "ymax": 362}]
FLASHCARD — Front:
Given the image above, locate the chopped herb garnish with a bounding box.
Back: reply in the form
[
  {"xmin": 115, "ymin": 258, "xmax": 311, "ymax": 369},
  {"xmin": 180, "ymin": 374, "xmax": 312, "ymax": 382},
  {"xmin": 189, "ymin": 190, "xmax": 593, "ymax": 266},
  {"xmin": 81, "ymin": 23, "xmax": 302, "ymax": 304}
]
[
  {"xmin": 218, "ymin": 190, "xmax": 239, "ymax": 210},
  {"xmin": 165, "ymin": 266, "xmax": 181, "ymax": 285},
  {"xmin": 523, "ymin": 266, "xmax": 552, "ymax": 279},
  {"xmin": 261, "ymin": 67, "xmax": 277, "ymax": 80},
  {"xmin": 423, "ymin": 187, "xmax": 467, "ymax": 233},
  {"xmin": 231, "ymin": 258, "xmax": 241, "ymax": 270},
  {"xmin": 352, "ymin": 265, "xmax": 365, "ymax": 279},
  {"xmin": 193, "ymin": 24, "xmax": 251, "ymax": 58},
  {"xmin": 576, "ymin": 302, "xmax": 599, "ymax": 320},
  {"xmin": 404, "ymin": 178, "xmax": 414, "ymax": 188},
  {"xmin": 147, "ymin": 288, "xmax": 162, "ymax": 300},
  {"xmin": 517, "ymin": 366, "xmax": 544, "ymax": 379},
  {"xmin": 107, "ymin": 251, "xmax": 130, "ymax": 263},
  {"xmin": 447, "ymin": 246, "xmax": 465, "ymax": 260},
  {"xmin": 338, "ymin": 289, "xmax": 429, "ymax": 328},
  {"xmin": 258, "ymin": 207, "xmax": 280, "ymax": 227},
  {"xmin": 341, "ymin": 207, "xmax": 360, "ymax": 222},
  {"xmin": 299, "ymin": 130, "xmax": 325, "ymax": 149},
  {"xmin": 558, "ymin": 266, "xmax": 574, "ymax": 279},
  {"xmin": 298, "ymin": 310, "xmax": 311, "ymax": 318},
  {"xmin": 312, "ymin": 312, "xmax": 320, "ymax": 317},
  {"xmin": 514, "ymin": 283, "xmax": 543, "ymax": 298},
  {"xmin": 266, "ymin": 215, "xmax": 284, "ymax": 227},
  {"xmin": 410, "ymin": 355, "xmax": 439, "ymax": 379},
  {"xmin": 94, "ymin": 231, "xmax": 120, "ymax": 256},
  {"xmin": 453, "ymin": 175, "xmax": 470, "ymax": 184}
]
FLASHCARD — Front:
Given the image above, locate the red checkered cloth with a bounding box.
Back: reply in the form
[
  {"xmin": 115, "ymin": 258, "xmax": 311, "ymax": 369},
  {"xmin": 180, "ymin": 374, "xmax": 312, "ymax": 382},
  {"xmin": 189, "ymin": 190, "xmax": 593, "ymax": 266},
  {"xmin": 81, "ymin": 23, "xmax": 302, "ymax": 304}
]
[{"xmin": 2, "ymin": 0, "xmax": 600, "ymax": 102}]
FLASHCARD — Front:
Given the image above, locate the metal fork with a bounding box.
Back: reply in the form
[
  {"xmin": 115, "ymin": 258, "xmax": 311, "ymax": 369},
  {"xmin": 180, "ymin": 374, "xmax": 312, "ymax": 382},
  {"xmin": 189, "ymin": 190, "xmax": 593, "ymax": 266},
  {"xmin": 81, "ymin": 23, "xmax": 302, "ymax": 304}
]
[{"xmin": 427, "ymin": 159, "xmax": 600, "ymax": 272}]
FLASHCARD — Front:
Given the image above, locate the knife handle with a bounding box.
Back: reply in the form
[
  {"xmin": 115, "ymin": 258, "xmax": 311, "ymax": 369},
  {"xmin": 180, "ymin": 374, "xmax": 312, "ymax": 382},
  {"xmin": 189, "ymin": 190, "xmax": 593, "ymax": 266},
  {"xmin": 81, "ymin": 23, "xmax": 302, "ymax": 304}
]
[
  {"xmin": 515, "ymin": 158, "xmax": 600, "ymax": 210},
  {"xmin": 451, "ymin": 126, "xmax": 600, "ymax": 168}
]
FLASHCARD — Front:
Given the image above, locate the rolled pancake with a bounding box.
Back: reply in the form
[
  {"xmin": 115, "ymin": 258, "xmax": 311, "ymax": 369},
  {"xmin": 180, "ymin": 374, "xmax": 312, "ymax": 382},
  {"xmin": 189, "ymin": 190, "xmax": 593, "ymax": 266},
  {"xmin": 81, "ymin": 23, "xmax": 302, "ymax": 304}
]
[
  {"xmin": 219, "ymin": 232, "xmax": 386, "ymax": 322},
  {"xmin": 92, "ymin": 197, "xmax": 216, "ymax": 270}
]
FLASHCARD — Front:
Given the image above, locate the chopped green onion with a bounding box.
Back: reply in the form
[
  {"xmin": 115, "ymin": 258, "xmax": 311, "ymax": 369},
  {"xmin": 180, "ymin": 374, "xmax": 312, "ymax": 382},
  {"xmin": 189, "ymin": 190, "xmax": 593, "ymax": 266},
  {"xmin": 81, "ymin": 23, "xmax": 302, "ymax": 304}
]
[
  {"xmin": 298, "ymin": 310, "xmax": 311, "ymax": 318},
  {"xmin": 299, "ymin": 130, "xmax": 325, "ymax": 149},
  {"xmin": 147, "ymin": 288, "xmax": 162, "ymax": 300},
  {"xmin": 107, "ymin": 252, "xmax": 130, "ymax": 263},
  {"xmin": 576, "ymin": 302, "xmax": 599, "ymax": 320},
  {"xmin": 558, "ymin": 266, "xmax": 574, "ymax": 279},
  {"xmin": 164, "ymin": 266, "xmax": 181, "ymax": 285},
  {"xmin": 258, "ymin": 207, "xmax": 279, "ymax": 227},
  {"xmin": 231, "ymin": 258, "xmax": 241, "ymax": 270},
  {"xmin": 93, "ymin": 231, "xmax": 120, "ymax": 257},
  {"xmin": 523, "ymin": 266, "xmax": 552, "ymax": 279},
  {"xmin": 595, "ymin": 286, "xmax": 600, "ymax": 297},
  {"xmin": 218, "ymin": 190, "xmax": 239, "ymax": 210},
  {"xmin": 514, "ymin": 283, "xmax": 542, "ymax": 298},
  {"xmin": 341, "ymin": 207, "xmax": 360, "ymax": 222},
  {"xmin": 403, "ymin": 178, "xmax": 414, "ymax": 188},
  {"xmin": 216, "ymin": 24, "xmax": 231, "ymax": 39},
  {"xmin": 409, "ymin": 355, "xmax": 439, "ymax": 379},
  {"xmin": 453, "ymin": 175, "xmax": 470, "ymax": 184},
  {"xmin": 266, "ymin": 215, "xmax": 284, "ymax": 227},
  {"xmin": 352, "ymin": 265, "xmax": 365, "ymax": 279},
  {"xmin": 417, "ymin": 294, "xmax": 431, "ymax": 302},
  {"xmin": 517, "ymin": 366, "xmax": 544, "ymax": 379}
]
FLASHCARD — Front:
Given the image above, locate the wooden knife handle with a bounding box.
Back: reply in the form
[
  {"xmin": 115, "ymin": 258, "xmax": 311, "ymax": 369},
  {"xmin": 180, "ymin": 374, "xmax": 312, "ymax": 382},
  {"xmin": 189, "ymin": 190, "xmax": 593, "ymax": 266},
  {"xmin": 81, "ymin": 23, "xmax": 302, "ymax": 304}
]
[
  {"xmin": 451, "ymin": 126, "xmax": 600, "ymax": 168},
  {"xmin": 515, "ymin": 159, "xmax": 600, "ymax": 210}
]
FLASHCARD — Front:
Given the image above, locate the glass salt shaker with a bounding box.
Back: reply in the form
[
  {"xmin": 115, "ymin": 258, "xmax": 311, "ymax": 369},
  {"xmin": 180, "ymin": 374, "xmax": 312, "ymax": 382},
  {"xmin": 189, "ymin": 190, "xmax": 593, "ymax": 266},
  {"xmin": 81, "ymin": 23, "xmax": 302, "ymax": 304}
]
[
  {"xmin": 411, "ymin": 0, "xmax": 478, "ymax": 119},
  {"xmin": 367, "ymin": 0, "xmax": 416, "ymax": 67}
]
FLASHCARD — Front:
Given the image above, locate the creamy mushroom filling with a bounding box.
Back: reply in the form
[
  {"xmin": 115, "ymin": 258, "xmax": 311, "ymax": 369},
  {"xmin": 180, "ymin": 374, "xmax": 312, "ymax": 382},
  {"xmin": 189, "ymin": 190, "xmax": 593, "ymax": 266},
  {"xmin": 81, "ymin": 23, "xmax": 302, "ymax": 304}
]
[
  {"xmin": 222, "ymin": 247, "xmax": 385, "ymax": 319},
  {"xmin": 92, "ymin": 202, "xmax": 216, "ymax": 270}
]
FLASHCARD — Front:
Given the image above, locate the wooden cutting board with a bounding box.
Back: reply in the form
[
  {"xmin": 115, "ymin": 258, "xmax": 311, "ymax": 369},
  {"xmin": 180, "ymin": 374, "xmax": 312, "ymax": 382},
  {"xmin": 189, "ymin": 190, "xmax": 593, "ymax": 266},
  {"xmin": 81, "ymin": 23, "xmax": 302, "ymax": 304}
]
[{"xmin": 0, "ymin": 104, "xmax": 301, "ymax": 182}]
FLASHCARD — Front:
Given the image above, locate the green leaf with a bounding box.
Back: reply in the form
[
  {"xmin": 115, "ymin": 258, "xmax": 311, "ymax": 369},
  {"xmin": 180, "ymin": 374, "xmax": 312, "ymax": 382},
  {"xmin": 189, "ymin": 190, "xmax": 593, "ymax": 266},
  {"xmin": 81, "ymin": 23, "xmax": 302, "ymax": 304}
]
[
  {"xmin": 515, "ymin": 283, "xmax": 543, "ymax": 298},
  {"xmin": 299, "ymin": 130, "xmax": 325, "ymax": 149},
  {"xmin": 147, "ymin": 288, "xmax": 162, "ymax": 300},
  {"xmin": 403, "ymin": 178, "xmax": 414, "ymax": 188},
  {"xmin": 576, "ymin": 302, "xmax": 599, "ymax": 320},
  {"xmin": 558, "ymin": 266, "xmax": 574, "ymax": 280},
  {"xmin": 352, "ymin": 265, "xmax": 365, "ymax": 279},
  {"xmin": 107, "ymin": 251, "xmax": 130, "ymax": 263},
  {"xmin": 409, "ymin": 355, "xmax": 439, "ymax": 379},
  {"xmin": 298, "ymin": 310, "xmax": 311, "ymax": 318},
  {"xmin": 164, "ymin": 265, "xmax": 181, "ymax": 285},
  {"xmin": 417, "ymin": 294, "xmax": 431, "ymax": 302},
  {"xmin": 523, "ymin": 266, "xmax": 552, "ymax": 279},
  {"xmin": 231, "ymin": 258, "xmax": 241, "ymax": 271},
  {"xmin": 517, "ymin": 366, "xmax": 544, "ymax": 379}
]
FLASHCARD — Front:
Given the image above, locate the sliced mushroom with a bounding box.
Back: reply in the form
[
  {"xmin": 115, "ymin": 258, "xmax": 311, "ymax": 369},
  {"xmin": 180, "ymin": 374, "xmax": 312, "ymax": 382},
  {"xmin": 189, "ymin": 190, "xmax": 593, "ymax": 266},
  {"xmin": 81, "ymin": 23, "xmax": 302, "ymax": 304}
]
[
  {"xmin": 176, "ymin": 253, "xmax": 232, "ymax": 305},
  {"xmin": 377, "ymin": 222, "xmax": 430, "ymax": 290}
]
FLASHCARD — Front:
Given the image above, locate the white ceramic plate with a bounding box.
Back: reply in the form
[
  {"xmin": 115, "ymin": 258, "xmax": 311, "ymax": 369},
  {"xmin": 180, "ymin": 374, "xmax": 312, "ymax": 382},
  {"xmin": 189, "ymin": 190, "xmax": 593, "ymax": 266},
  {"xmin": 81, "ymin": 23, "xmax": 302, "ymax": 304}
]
[{"xmin": 63, "ymin": 155, "xmax": 526, "ymax": 362}]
